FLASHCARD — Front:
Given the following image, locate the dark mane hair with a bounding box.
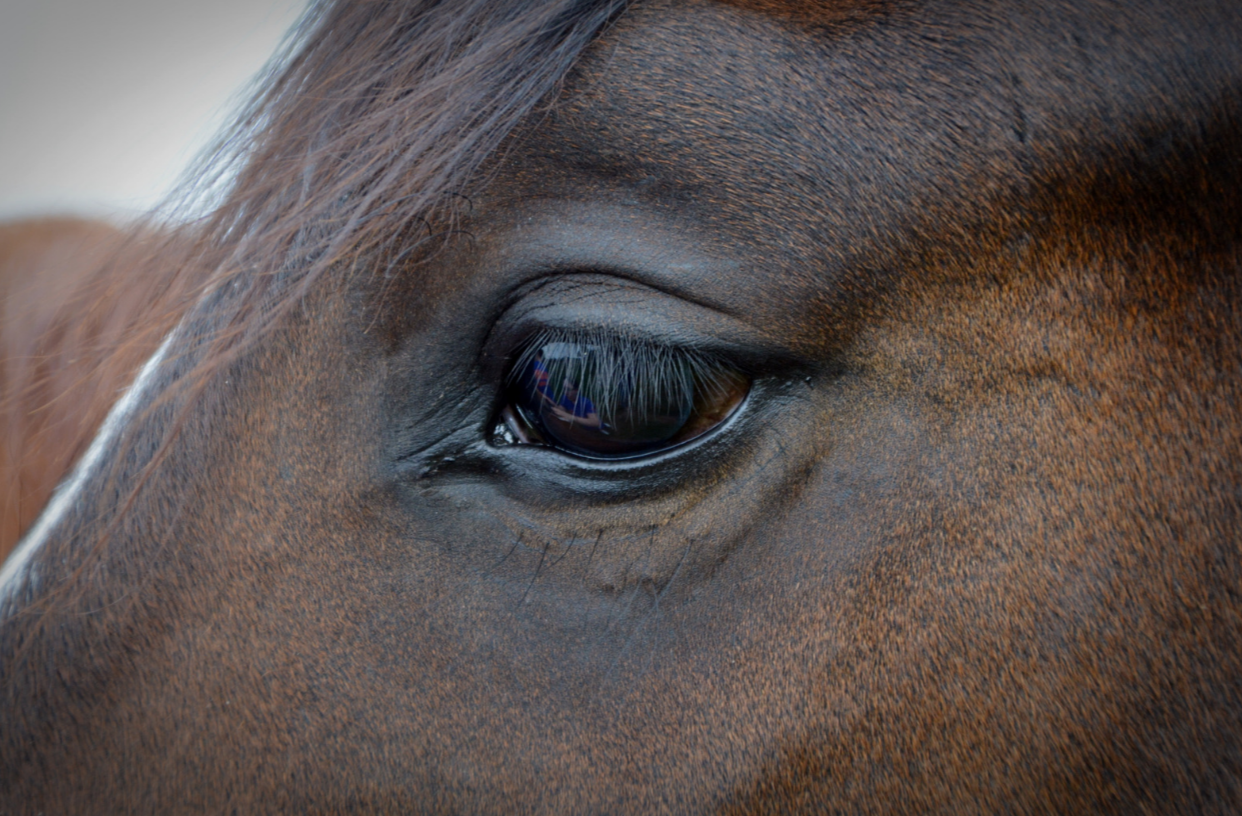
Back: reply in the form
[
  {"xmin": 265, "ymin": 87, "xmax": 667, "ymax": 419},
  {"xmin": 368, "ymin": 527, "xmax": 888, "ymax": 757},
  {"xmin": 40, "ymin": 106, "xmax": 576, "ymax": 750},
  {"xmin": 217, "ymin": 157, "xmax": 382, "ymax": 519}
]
[
  {"xmin": 165, "ymin": 0, "xmax": 629, "ymax": 364},
  {"xmin": 8, "ymin": 0, "xmax": 630, "ymax": 615}
]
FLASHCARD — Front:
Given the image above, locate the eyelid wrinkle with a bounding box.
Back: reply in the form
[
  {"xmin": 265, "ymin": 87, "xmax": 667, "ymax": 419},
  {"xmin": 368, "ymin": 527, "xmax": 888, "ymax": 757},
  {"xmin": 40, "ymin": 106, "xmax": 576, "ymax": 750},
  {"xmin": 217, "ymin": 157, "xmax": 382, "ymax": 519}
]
[{"xmin": 486, "ymin": 271, "xmax": 789, "ymax": 365}]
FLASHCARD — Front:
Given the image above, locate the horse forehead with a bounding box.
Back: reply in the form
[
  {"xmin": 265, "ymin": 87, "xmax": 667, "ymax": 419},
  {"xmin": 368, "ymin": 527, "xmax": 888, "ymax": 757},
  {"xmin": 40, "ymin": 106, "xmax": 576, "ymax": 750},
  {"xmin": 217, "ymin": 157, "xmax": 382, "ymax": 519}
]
[
  {"xmin": 478, "ymin": 0, "xmax": 966, "ymax": 322},
  {"xmin": 493, "ymin": 0, "xmax": 1238, "ymax": 266},
  {"xmin": 491, "ymin": 4, "xmax": 900, "ymax": 242},
  {"xmin": 532, "ymin": 0, "xmax": 1233, "ymax": 168},
  {"xmin": 500, "ymin": 0, "xmax": 986, "ymax": 230},
  {"xmin": 553, "ymin": 1, "xmax": 858, "ymax": 168}
]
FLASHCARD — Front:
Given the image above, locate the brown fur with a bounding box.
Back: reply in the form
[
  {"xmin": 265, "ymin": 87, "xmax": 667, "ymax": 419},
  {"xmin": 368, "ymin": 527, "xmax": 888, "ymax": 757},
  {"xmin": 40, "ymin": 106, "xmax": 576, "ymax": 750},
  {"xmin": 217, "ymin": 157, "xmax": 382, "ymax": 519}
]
[
  {"xmin": 0, "ymin": 219, "xmax": 189, "ymax": 561},
  {"xmin": 2, "ymin": 0, "xmax": 1241, "ymax": 812}
]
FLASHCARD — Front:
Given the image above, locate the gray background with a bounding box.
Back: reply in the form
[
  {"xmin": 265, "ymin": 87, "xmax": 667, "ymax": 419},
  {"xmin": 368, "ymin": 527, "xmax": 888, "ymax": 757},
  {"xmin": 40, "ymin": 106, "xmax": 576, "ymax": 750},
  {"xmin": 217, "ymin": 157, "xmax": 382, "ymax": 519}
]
[{"xmin": 1, "ymin": 0, "xmax": 305, "ymax": 222}]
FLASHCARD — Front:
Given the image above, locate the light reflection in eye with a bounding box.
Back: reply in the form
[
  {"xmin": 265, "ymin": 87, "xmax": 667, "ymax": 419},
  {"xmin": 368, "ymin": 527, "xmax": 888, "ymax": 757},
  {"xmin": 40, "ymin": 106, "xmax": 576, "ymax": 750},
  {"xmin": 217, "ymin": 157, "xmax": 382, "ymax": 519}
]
[{"xmin": 496, "ymin": 333, "xmax": 748, "ymax": 459}]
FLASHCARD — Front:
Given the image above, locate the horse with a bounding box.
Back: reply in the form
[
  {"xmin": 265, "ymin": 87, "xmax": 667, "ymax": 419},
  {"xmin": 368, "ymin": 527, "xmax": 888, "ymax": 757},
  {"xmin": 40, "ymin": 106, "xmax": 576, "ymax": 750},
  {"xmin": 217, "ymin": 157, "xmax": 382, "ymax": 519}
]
[{"xmin": 2, "ymin": 0, "xmax": 1241, "ymax": 811}]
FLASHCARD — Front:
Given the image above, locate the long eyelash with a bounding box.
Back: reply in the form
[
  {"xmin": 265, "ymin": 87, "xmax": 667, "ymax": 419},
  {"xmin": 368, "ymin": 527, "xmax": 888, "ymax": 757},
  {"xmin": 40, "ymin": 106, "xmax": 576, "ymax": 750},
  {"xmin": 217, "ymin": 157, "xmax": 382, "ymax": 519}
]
[{"xmin": 508, "ymin": 328, "xmax": 736, "ymax": 421}]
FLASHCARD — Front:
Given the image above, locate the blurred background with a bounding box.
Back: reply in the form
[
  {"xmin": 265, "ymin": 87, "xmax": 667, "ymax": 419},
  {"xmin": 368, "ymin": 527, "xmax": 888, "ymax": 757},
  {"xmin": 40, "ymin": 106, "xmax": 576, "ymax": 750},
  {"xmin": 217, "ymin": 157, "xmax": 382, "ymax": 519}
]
[{"xmin": 1, "ymin": 0, "xmax": 306, "ymax": 223}]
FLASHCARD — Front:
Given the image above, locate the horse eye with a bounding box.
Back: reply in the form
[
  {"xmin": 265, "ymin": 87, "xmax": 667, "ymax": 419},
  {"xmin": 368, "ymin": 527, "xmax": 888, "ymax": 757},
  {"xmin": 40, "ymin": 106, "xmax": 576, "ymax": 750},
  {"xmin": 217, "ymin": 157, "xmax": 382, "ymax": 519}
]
[{"xmin": 495, "ymin": 339, "xmax": 748, "ymax": 459}]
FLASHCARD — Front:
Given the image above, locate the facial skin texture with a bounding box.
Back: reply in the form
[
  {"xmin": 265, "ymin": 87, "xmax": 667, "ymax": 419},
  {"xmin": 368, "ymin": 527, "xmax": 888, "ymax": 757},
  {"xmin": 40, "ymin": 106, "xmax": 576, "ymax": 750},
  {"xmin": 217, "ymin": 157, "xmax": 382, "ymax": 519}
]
[{"xmin": 3, "ymin": 0, "xmax": 1242, "ymax": 812}]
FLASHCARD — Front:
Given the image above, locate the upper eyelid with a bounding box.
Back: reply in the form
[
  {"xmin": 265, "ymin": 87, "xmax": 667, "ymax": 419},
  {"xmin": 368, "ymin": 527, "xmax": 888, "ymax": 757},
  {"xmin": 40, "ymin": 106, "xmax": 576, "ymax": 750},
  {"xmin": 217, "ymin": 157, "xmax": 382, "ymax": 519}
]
[
  {"xmin": 494, "ymin": 271, "xmax": 737, "ymax": 333},
  {"xmin": 482, "ymin": 272, "xmax": 802, "ymax": 377}
]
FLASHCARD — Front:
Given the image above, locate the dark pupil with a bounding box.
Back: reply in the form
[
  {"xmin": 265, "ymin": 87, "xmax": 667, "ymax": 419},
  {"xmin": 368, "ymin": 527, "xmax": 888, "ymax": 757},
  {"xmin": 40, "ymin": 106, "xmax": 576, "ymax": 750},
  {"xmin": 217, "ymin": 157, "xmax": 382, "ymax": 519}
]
[{"xmin": 512, "ymin": 342, "xmax": 697, "ymax": 458}]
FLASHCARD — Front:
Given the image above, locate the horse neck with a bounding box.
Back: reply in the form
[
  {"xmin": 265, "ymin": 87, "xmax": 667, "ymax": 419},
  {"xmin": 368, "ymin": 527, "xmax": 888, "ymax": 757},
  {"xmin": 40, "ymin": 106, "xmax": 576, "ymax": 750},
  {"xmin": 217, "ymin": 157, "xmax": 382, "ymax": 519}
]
[{"xmin": 0, "ymin": 218, "xmax": 189, "ymax": 563}]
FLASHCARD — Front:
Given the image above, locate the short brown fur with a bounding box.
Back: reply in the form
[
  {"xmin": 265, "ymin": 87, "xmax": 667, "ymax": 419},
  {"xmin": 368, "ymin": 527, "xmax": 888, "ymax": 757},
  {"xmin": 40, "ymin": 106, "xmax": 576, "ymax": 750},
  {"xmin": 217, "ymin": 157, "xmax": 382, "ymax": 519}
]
[{"xmin": 2, "ymin": 0, "xmax": 1240, "ymax": 812}]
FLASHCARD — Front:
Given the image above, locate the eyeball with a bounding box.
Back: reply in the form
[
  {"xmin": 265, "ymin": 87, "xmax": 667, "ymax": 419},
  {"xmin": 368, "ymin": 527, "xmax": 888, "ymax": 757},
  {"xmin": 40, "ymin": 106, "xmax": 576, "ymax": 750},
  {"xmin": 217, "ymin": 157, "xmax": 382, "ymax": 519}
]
[{"xmin": 496, "ymin": 333, "xmax": 748, "ymax": 459}]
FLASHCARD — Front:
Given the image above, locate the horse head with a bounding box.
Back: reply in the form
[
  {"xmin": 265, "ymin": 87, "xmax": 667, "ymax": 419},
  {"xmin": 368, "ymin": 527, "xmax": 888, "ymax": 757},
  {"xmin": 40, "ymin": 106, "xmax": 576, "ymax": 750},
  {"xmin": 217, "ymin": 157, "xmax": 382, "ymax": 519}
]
[{"xmin": 3, "ymin": 0, "xmax": 1241, "ymax": 811}]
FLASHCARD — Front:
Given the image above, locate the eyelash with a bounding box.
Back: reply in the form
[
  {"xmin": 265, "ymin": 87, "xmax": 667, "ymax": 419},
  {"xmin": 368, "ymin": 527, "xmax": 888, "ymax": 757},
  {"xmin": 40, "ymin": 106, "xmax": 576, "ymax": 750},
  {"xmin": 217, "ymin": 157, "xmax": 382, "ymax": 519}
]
[{"xmin": 511, "ymin": 328, "xmax": 734, "ymax": 412}]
